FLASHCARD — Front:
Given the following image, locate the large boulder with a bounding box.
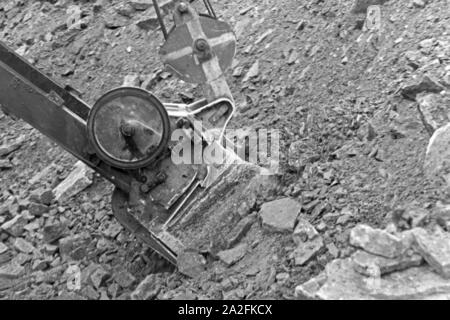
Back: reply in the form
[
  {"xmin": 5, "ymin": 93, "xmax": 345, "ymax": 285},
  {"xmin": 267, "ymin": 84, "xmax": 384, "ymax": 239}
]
[{"xmin": 296, "ymin": 258, "xmax": 450, "ymax": 300}]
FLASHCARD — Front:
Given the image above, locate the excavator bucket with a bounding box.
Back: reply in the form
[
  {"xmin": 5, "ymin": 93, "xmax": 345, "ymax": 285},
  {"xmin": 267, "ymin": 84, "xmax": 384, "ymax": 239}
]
[{"xmin": 0, "ymin": 1, "xmax": 279, "ymax": 268}]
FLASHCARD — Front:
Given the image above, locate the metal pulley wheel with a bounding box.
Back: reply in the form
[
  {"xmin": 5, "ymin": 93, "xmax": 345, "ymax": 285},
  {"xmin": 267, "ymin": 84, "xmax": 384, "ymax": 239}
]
[{"xmin": 87, "ymin": 87, "xmax": 171, "ymax": 170}]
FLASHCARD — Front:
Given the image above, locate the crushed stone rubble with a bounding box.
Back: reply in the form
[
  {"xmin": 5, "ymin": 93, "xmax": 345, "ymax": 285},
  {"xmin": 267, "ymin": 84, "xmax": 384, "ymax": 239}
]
[
  {"xmin": 295, "ymin": 224, "xmax": 450, "ymax": 299},
  {"xmin": 0, "ymin": 0, "xmax": 449, "ymax": 300}
]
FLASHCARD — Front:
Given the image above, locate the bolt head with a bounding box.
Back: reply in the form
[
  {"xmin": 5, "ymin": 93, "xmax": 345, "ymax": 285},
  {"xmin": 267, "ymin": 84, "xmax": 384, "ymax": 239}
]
[
  {"xmin": 140, "ymin": 184, "xmax": 150, "ymax": 193},
  {"xmin": 177, "ymin": 2, "xmax": 188, "ymax": 13},
  {"xmin": 195, "ymin": 39, "xmax": 208, "ymax": 51}
]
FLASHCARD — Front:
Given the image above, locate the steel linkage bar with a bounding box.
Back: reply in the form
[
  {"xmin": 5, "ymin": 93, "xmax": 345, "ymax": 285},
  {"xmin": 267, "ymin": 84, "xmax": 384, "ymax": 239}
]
[
  {"xmin": 152, "ymin": 0, "xmax": 168, "ymax": 40},
  {"xmin": 203, "ymin": 0, "xmax": 217, "ymax": 19}
]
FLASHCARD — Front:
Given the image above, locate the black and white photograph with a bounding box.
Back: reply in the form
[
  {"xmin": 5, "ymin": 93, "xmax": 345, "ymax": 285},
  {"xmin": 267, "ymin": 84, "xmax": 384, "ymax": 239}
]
[{"xmin": 0, "ymin": 0, "xmax": 449, "ymax": 305}]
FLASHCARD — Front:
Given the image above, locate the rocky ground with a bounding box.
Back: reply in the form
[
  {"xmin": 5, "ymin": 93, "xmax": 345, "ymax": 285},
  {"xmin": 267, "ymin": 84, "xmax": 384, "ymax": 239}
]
[{"xmin": 1, "ymin": 0, "xmax": 450, "ymax": 300}]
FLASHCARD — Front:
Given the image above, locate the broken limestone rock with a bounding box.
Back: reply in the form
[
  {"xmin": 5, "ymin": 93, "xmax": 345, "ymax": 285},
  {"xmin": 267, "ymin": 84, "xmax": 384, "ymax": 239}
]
[
  {"xmin": 102, "ymin": 221, "xmax": 123, "ymax": 239},
  {"xmin": 227, "ymin": 214, "xmax": 256, "ymax": 248},
  {"xmin": 104, "ymin": 13, "xmax": 129, "ymax": 29},
  {"xmin": 301, "ymin": 257, "xmax": 450, "ymax": 300},
  {"xmin": 114, "ymin": 270, "xmax": 136, "ymax": 289},
  {"xmin": 43, "ymin": 222, "xmax": 68, "ymax": 244},
  {"xmin": 287, "ymin": 50, "xmax": 299, "ymax": 65},
  {"xmin": 136, "ymin": 10, "xmax": 159, "ymax": 31},
  {"xmin": 260, "ymin": 198, "xmax": 301, "ymax": 233},
  {"xmin": 32, "ymin": 259, "xmax": 50, "ymax": 272},
  {"xmin": 155, "ymin": 0, "xmax": 174, "ymax": 13},
  {"xmin": 242, "ymin": 60, "xmax": 259, "ymax": 82},
  {"xmin": 417, "ymin": 93, "xmax": 450, "ymax": 133},
  {"xmin": 435, "ymin": 202, "xmax": 450, "ymax": 229},
  {"xmin": 140, "ymin": 73, "xmax": 159, "ymax": 90},
  {"xmin": 276, "ymin": 272, "xmax": 290, "ymax": 284},
  {"xmin": 234, "ymin": 18, "xmax": 251, "ymax": 40},
  {"xmin": 352, "ymin": 250, "xmax": 423, "ymax": 277},
  {"xmin": 90, "ymin": 267, "xmax": 110, "ymax": 289},
  {"xmin": 401, "ymin": 75, "xmax": 445, "ymax": 100},
  {"xmin": 351, "ymin": 0, "xmax": 389, "ymax": 13},
  {"xmin": 309, "ymin": 258, "xmax": 450, "ymax": 300},
  {"xmin": 217, "ymin": 243, "xmax": 248, "ymax": 267},
  {"xmin": 310, "ymin": 259, "xmax": 370, "ymax": 300},
  {"xmin": 66, "ymin": 5, "xmax": 83, "ymax": 30},
  {"xmin": 59, "ymin": 234, "xmax": 91, "ymax": 261},
  {"xmin": 356, "ymin": 122, "xmax": 377, "ymax": 142},
  {"xmin": 0, "ymin": 199, "xmax": 14, "ymax": 217},
  {"xmin": 288, "ymin": 140, "xmax": 320, "ymax": 170},
  {"xmin": 131, "ymin": 274, "xmax": 161, "ymax": 300},
  {"xmin": 43, "ymin": 244, "xmax": 58, "ymax": 255},
  {"xmin": 389, "ymin": 206, "xmax": 430, "ymax": 230},
  {"xmin": 81, "ymin": 263, "xmax": 102, "ymax": 285},
  {"xmin": 14, "ymin": 253, "xmax": 32, "ymax": 266},
  {"xmin": 412, "ymin": 0, "xmax": 427, "ymax": 8},
  {"xmin": 295, "ymin": 272, "xmax": 327, "ymax": 299},
  {"xmin": 28, "ymin": 202, "xmax": 49, "ymax": 217},
  {"xmin": 13, "ymin": 238, "xmax": 36, "ymax": 254},
  {"xmin": 368, "ymin": 266, "xmax": 450, "ymax": 300},
  {"xmin": 29, "ymin": 163, "xmax": 58, "ymax": 185},
  {"xmin": 255, "ymin": 29, "xmax": 273, "ymax": 45},
  {"xmin": 327, "ymin": 243, "xmax": 340, "ymax": 258},
  {"xmin": 129, "ymin": 0, "xmax": 153, "ymax": 11},
  {"xmin": 29, "ymin": 188, "xmax": 55, "ymax": 206},
  {"xmin": 122, "ymin": 74, "xmax": 140, "ymax": 87},
  {"xmin": 424, "ymin": 122, "xmax": 450, "ymax": 181},
  {"xmin": 177, "ymin": 250, "xmax": 206, "ymax": 278},
  {"xmin": 293, "ymin": 218, "xmax": 319, "ymax": 244},
  {"xmin": 291, "ymin": 236, "xmax": 324, "ymax": 266},
  {"xmin": 0, "ymin": 261, "xmax": 24, "ymax": 280},
  {"xmin": 349, "ymin": 224, "xmax": 406, "ymax": 258},
  {"xmin": 232, "ymin": 66, "xmax": 244, "ymax": 77},
  {"xmin": 0, "ymin": 214, "xmax": 27, "ymax": 237},
  {"xmin": 116, "ymin": 3, "xmax": 135, "ymax": 17},
  {"xmin": 412, "ymin": 228, "xmax": 450, "ymax": 278},
  {"xmin": 53, "ymin": 161, "xmax": 93, "ymax": 203},
  {"xmin": 296, "ymin": 20, "xmax": 307, "ymax": 31},
  {"xmin": 0, "ymin": 250, "xmax": 12, "ymax": 267},
  {"xmin": 0, "ymin": 136, "xmax": 24, "ymax": 157}
]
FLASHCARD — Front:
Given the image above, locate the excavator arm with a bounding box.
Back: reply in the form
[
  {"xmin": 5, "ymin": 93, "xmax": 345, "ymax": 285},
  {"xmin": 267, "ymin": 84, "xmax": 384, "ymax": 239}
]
[
  {"xmin": 0, "ymin": 1, "xmax": 241, "ymax": 266},
  {"xmin": 0, "ymin": 40, "xmax": 132, "ymax": 192}
]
